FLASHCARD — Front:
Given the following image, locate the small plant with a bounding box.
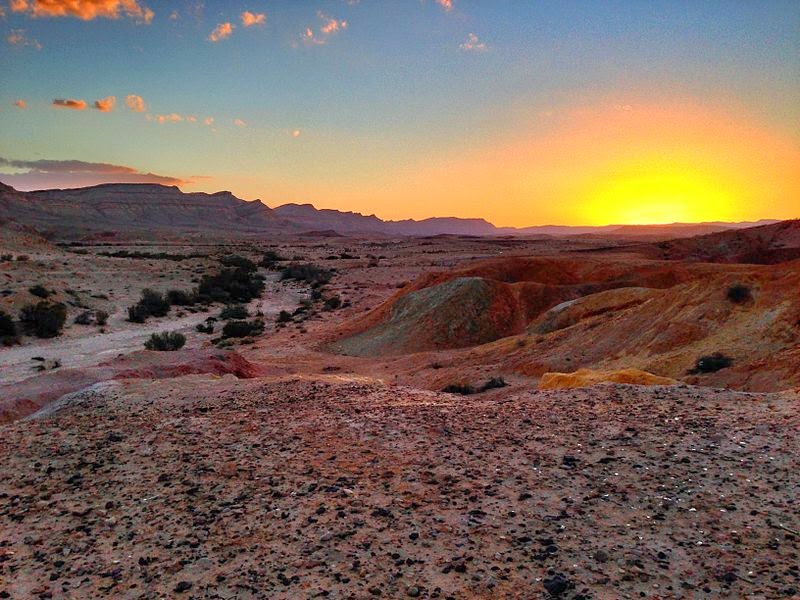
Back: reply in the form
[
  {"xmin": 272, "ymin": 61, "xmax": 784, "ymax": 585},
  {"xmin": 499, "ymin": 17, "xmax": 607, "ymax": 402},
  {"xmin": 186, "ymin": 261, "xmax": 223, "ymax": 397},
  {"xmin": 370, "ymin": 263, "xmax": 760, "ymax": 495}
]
[
  {"xmin": 74, "ymin": 310, "xmax": 94, "ymax": 325},
  {"xmin": 127, "ymin": 303, "xmax": 150, "ymax": 323},
  {"xmin": 144, "ymin": 331, "xmax": 186, "ymax": 351},
  {"xmin": 281, "ymin": 263, "xmax": 333, "ymax": 287},
  {"xmin": 29, "ymin": 284, "xmax": 50, "ymax": 298},
  {"xmin": 276, "ymin": 310, "xmax": 292, "ymax": 323},
  {"xmin": 690, "ymin": 352, "xmax": 733, "ymax": 374},
  {"xmin": 442, "ymin": 383, "xmax": 476, "ymax": 395},
  {"xmin": 323, "ymin": 295, "xmax": 342, "ymax": 310},
  {"xmin": 139, "ymin": 289, "xmax": 170, "ymax": 317},
  {"xmin": 167, "ymin": 289, "xmax": 195, "ymax": 306},
  {"xmin": 222, "ymin": 319, "xmax": 264, "ymax": 338},
  {"xmin": 220, "ymin": 304, "xmax": 248, "ymax": 320},
  {"xmin": 220, "ymin": 254, "xmax": 258, "ymax": 272},
  {"xmin": 95, "ymin": 310, "xmax": 109, "ymax": 326},
  {"xmin": 0, "ymin": 254, "xmax": 13, "ymax": 262},
  {"xmin": 19, "ymin": 301, "xmax": 67, "ymax": 338},
  {"xmin": 726, "ymin": 284, "xmax": 752, "ymax": 304},
  {"xmin": 480, "ymin": 377, "xmax": 508, "ymax": 392},
  {"xmin": 196, "ymin": 322, "xmax": 214, "ymax": 334},
  {"xmin": 260, "ymin": 250, "xmax": 285, "ymax": 269},
  {"xmin": 0, "ymin": 310, "xmax": 18, "ymax": 345}
]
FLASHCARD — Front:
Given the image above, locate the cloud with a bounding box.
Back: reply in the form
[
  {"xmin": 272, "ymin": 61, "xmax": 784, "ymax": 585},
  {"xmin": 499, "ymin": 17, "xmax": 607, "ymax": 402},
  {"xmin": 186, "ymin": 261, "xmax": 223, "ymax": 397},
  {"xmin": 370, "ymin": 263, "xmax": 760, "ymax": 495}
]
[
  {"xmin": 11, "ymin": 0, "xmax": 153, "ymax": 23},
  {"xmin": 13, "ymin": 100, "xmax": 27, "ymax": 108},
  {"xmin": 233, "ymin": 118, "xmax": 246, "ymax": 127},
  {"xmin": 93, "ymin": 95, "xmax": 116, "ymax": 112},
  {"xmin": 291, "ymin": 129, "xmax": 301, "ymax": 138},
  {"xmin": 436, "ymin": 0, "xmax": 453, "ymax": 11},
  {"xmin": 7, "ymin": 28, "xmax": 42, "ymax": 49},
  {"xmin": 125, "ymin": 94, "xmax": 145, "ymax": 112},
  {"xmin": 241, "ymin": 10, "xmax": 265, "ymax": 27},
  {"xmin": 0, "ymin": 156, "xmax": 195, "ymax": 189},
  {"xmin": 148, "ymin": 112, "xmax": 183, "ymax": 123},
  {"xmin": 301, "ymin": 11, "xmax": 347, "ymax": 45},
  {"xmin": 52, "ymin": 98, "xmax": 88, "ymax": 110},
  {"xmin": 203, "ymin": 117, "xmax": 214, "ymax": 126},
  {"xmin": 459, "ymin": 32, "xmax": 486, "ymax": 53},
  {"xmin": 209, "ymin": 21, "xmax": 233, "ymax": 42}
]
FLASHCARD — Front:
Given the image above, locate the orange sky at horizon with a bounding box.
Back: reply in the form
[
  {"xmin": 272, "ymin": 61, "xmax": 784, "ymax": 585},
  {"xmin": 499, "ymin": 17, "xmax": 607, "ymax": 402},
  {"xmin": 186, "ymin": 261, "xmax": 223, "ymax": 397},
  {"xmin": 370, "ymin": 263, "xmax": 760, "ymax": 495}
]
[{"xmin": 212, "ymin": 98, "xmax": 799, "ymax": 227}]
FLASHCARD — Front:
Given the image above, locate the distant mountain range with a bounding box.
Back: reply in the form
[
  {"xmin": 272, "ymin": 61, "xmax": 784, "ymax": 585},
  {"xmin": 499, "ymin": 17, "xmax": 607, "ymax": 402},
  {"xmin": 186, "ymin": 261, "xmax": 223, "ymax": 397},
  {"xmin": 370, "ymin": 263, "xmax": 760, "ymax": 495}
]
[{"xmin": 0, "ymin": 180, "xmax": 786, "ymax": 240}]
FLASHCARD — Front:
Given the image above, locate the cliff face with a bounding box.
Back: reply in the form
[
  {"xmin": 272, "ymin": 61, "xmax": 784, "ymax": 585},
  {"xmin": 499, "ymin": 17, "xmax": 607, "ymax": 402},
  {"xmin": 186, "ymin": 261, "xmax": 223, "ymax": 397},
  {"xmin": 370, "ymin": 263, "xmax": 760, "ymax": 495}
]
[{"xmin": 0, "ymin": 183, "xmax": 296, "ymax": 236}]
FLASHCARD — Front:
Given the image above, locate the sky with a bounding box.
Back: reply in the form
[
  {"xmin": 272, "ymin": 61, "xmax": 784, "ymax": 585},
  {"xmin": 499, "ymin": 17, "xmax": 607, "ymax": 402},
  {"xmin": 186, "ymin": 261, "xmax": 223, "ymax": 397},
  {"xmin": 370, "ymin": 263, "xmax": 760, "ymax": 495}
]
[{"xmin": 1, "ymin": 0, "xmax": 798, "ymax": 227}]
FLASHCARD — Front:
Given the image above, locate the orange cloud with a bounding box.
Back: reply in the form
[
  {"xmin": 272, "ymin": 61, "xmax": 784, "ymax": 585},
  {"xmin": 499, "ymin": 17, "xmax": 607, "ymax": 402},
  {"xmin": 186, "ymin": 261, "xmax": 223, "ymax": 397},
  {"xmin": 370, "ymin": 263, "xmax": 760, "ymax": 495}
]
[
  {"xmin": 436, "ymin": 0, "xmax": 453, "ymax": 11},
  {"xmin": 233, "ymin": 118, "xmax": 246, "ymax": 127},
  {"xmin": 203, "ymin": 117, "xmax": 214, "ymax": 126},
  {"xmin": 150, "ymin": 113, "xmax": 183, "ymax": 123},
  {"xmin": 302, "ymin": 12, "xmax": 347, "ymax": 45},
  {"xmin": 125, "ymin": 94, "xmax": 145, "ymax": 112},
  {"xmin": 241, "ymin": 10, "xmax": 265, "ymax": 27},
  {"xmin": 291, "ymin": 129, "xmax": 301, "ymax": 138},
  {"xmin": 52, "ymin": 98, "xmax": 87, "ymax": 110},
  {"xmin": 11, "ymin": 0, "xmax": 153, "ymax": 23},
  {"xmin": 93, "ymin": 95, "xmax": 116, "ymax": 112},
  {"xmin": 7, "ymin": 29, "xmax": 42, "ymax": 49},
  {"xmin": 208, "ymin": 22, "xmax": 233, "ymax": 42},
  {"xmin": 13, "ymin": 100, "xmax": 27, "ymax": 109}
]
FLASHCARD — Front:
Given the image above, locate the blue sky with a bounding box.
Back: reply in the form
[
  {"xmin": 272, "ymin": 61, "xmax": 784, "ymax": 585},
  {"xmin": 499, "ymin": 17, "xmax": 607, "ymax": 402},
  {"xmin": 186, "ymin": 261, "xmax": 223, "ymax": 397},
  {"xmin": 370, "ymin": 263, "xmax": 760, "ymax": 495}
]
[{"xmin": 1, "ymin": 0, "xmax": 798, "ymax": 225}]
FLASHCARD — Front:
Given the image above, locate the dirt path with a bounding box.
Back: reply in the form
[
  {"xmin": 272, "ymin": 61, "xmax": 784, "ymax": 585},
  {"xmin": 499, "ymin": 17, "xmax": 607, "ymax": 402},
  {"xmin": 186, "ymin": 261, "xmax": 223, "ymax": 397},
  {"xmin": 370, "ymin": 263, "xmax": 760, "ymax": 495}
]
[{"xmin": 0, "ymin": 273, "xmax": 304, "ymax": 384}]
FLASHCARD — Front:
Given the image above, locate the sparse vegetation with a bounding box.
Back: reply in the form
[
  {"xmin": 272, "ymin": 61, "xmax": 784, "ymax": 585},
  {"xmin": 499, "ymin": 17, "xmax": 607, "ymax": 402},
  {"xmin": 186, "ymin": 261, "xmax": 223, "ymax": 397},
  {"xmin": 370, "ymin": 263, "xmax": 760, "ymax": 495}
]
[
  {"xmin": 139, "ymin": 289, "xmax": 170, "ymax": 317},
  {"xmin": 260, "ymin": 250, "xmax": 286, "ymax": 269},
  {"xmin": 323, "ymin": 295, "xmax": 342, "ymax": 310},
  {"xmin": 690, "ymin": 352, "xmax": 733, "ymax": 374},
  {"xmin": 98, "ymin": 250, "xmax": 207, "ymax": 261},
  {"xmin": 197, "ymin": 268, "xmax": 265, "ymax": 303},
  {"xmin": 28, "ymin": 284, "xmax": 51, "ymax": 298},
  {"xmin": 727, "ymin": 284, "xmax": 752, "ymax": 304},
  {"xmin": 222, "ymin": 319, "xmax": 264, "ymax": 338},
  {"xmin": 442, "ymin": 383, "xmax": 476, "ymax": 395},
  {"xmin": 127, "ymin": 304, "xmax": 150, "ymax": 323},
  {"xmin": 19, "ymin": 301, "xmax": 67, "ymax": 338},
  {"xmin": 0, "ymin": 310, "xmax": 18, "ymax": 346},
  {"xmin": 167, "ymin": 289, "xmax": 196, "ymax": 306},
  {"xmin": 74, "ymin": 310, "xmax": 94, "ymax": 325},
  {"xmin": 220, "ymin": 304, "xmax": 248, "ymax": 320},
  {"xmin": 95, "ymin": 310, "xmax": 109, "ymax": 326},
  {"xmin": 281, "ymin": 263, "xmax": 333, "ymax": 287},
  {"xmin": 196, "ymin": 322, "xmax": 214, "ymax": 334},
  {"xmin": 144, "ymin": 331, "xmax": 186, "ymax": 351},
  {"xmin": 276, "ymin": 310, "xmax": 292, "ymax": 323},
  {"xmin": 480, "ymin": 377, "xmax": 508, "ymax": 391},
  {"xmin": 220, "ymin": 254, "xmax": 258, "ymax": 272}
]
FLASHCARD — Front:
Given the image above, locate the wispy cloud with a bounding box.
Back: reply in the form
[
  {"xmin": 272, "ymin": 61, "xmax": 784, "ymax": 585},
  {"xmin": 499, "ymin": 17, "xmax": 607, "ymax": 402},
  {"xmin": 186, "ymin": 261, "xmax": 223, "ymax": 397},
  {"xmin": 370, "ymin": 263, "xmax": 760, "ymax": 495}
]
[
  {"xmin": 233, "ymin": 118, "xmax": 246, "ymax": 127},
  {"xmin": 7, "ymin": 28, "xmax": 42, "ymax": 49},
  {"xmin": 52, "ymin": 98, "xmax": 87, "ymax": 110},
  {"xmin": 0, "ymin": 156, "xmax": 195, "ymax": 189},
  {"xmin": 459, "ymin": 32, "xmax": 487, "ymax": 53},
  {"xmin": 241, "ymin": 10, "xmax": 265, "ymax": 27},
  {"xmin": 209, "ymin": 21, "xmax": 234, "ymax": 42},
  {"xmin": 125, "ymin": 94, "xmax": 145, "ymax": 112},
  {"xmin": 148, "ymin": 113, "xmax": 183, "ymax": 123},
  {"xmin": 93, "ymin": 95, "xmax": 116, "ymax": 112},
  {"xmin": 301, "ymin": 11, "xmax": 347, "ymax": 46},
  {"xmin": 10, "ymin": 0, "xmax": 153, "ymax": 23}
]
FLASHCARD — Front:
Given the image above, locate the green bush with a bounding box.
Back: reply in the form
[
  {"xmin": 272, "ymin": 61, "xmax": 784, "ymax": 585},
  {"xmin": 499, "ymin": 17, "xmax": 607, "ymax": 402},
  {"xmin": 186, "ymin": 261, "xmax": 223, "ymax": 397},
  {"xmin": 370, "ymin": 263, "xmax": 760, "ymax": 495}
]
[
  {"xmin": 197, "ymin": 268, "xmax": 265, "ymax": 304},
  {"xmin": 29, "ymin": 284, "xmax": 50, "ymax": 298},
  {"xmin": 144, "ymin": 331, "xmax": 186, "ymax": 351},
  {"xmin": 127, "ymin": 303, "xmax": 150, "ymax": 323},
  {"xmin": 220, "ymin": 254, "xmax": 258, "ymax": 272},
  {"xmin": 139, "ymin": 289, "xmax": 170, "ymax": 317},
  {"xmin": 167, "ymin": 289, "xmax": 195, "ymax": 306},
  {"xmin": 222, "ymin": 319, "xmax": 264, "ymax": 338},
  {"xmin": 690, "ymin": 352, "xmax": 733, "ymax": 374},
  {"xmin": 19, "ymin": 301, "xmax": 67, "ymax": 338},
  {"xmin": 281, "ymin": 263, "xmax": 333, "ymax": 287},
  {"xmin": 220, "ymin": 304, "xmax": 248, "ymax": 320}
]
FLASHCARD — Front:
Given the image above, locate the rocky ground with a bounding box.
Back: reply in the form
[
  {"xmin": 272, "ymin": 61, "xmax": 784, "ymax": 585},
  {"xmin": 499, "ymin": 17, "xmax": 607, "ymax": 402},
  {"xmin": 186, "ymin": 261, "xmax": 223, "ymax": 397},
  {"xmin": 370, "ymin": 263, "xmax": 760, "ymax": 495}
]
[{"xmin": 1, "ymin": 376, "xmax": 797, "ymax": 599}]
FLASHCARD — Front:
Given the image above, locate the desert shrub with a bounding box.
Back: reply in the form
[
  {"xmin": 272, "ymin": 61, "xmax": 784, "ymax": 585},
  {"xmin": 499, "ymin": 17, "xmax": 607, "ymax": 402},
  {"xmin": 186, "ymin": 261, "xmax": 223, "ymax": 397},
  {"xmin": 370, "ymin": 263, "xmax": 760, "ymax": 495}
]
[
  {"xmin": 98, "ymin": 250, "xmax": 207, "ymax": 261},
  {"xmin": 0, "ymin": 254, "xmax": 12, "ymax": 262},
  {"xmin": 480, "ymin": 377, "xmax": 508, "ymax": 392},
  {"xmin": 144, "ymin": 331, "xmax": 186, "ymax": 351},
  {"xmin": 222, "ymin": 319, "xmax": 264, "ymax": 338},
  {"xmin": 690, "ymin": 352, "xmax": 733, "ymax": 374},
  {"xmin": 127, "ymin": 303, "xmax": 150, "ymax": 323},
  {"xmin": 310, "ymin": 288, "xmax": 323, "ymax": 301},
  {"xmin": 220, "ymin": 304, "xmax": 248, "ymax": 320},
  {"xmin": 323, "ymin": 295, "xmax": 342, "ymax": 310},
  {"xmin": 139, "ymin": 289, "xmax": 170, "ymax": 317},
  {"xmin": 0, "ymin": 310, "xmax": 18, "ymax": 345},
  {"xmin": 220, "ymin": 254, "xmax": 258, "ymax": 272},
  {"xmin": 16, "ymin": 255, "xmax": 29, "ymax": 261},
  {"xmin": 281, "ymin": 263, "xmax": 333, "ymax": 287},
  {"xmin": 74, "ymin": 310, "xmax": 94, "ymax": 325},
  {"xmin": 19, "ymin": 301, "xmax": 67, "ymax": 338},
  {"xmin": 29, "ymin": 284, "xmax": 50, "ymax": 298},
  {"xmin": 276, "ymin": 310, "xmax": 292, "ymax": 323},
  {"xmin": 197, "ymin": 268, "xmax": 265, "ymax": 303},
  {"xmin": 167, "ymin": 289, "xmax": 196, "ymax": 306},
  {"xmin": 442, "ymin": 383, "xmax": 476, "ymax": 395},
  {"xmin": 726, "ymin": 284, "xmax": 752, "ymax": 304},
  {"xmin": 196, "ymin": 322, "xmax": 214, "ymax": 334},
  {"xmin": 95, "ymin": 310, "xmax": 109, "ymax": 326},
  {"xmin": 260, "ymin": 250, "xmax": 286, "ymax": 269}
]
